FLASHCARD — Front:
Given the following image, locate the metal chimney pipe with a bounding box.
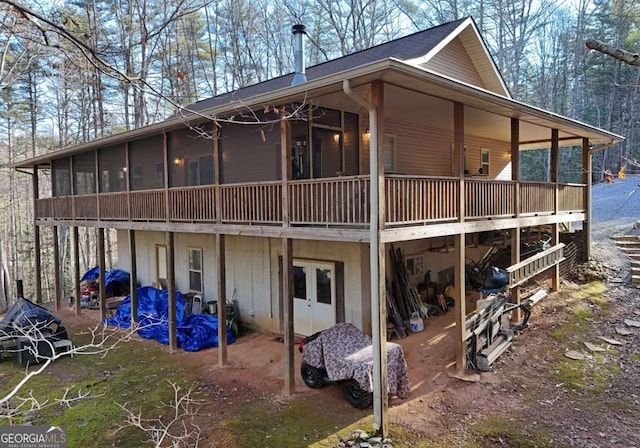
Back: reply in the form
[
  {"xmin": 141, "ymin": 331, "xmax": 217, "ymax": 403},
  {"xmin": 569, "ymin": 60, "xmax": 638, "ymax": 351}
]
[
  {"xmin": 291, "ymin": 24, "xmax": 307, "ymax": 86},
  {"xmin": 16, "ymin": 279, "xmax": 23, "ymax": 299}
]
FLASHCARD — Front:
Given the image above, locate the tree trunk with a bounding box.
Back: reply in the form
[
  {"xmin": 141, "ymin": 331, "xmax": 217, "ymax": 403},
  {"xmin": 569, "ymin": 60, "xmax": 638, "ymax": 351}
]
[{"xmin": 586, "ymin": 38, "xmax": 640, "ymax": 67}]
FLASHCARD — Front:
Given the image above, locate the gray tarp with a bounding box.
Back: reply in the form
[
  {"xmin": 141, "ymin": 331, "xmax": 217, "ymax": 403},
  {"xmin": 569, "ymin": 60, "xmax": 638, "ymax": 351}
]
[{"xmin": 302, "ymin": 323, "xmax": 411, "ymax": 399}]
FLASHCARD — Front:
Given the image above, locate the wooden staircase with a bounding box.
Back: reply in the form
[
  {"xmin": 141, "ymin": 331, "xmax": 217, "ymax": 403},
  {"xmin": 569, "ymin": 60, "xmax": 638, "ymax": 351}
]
[{"xmin": 612, "ymin": 234, "xmax": 640, "ymax": 283}]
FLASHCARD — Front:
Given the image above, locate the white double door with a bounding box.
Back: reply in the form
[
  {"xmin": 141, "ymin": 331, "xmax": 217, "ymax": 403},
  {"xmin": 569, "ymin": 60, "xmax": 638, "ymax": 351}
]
[{"xmin": 293, "ymin": 261, "xmax": 336, "ymax": 336}]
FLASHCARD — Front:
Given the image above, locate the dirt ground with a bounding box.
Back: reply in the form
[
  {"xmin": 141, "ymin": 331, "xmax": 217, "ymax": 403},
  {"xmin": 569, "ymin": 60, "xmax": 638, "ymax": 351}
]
[{"xmin": 28, "ymin": 175, "xmax": 640, "ymax": 447}]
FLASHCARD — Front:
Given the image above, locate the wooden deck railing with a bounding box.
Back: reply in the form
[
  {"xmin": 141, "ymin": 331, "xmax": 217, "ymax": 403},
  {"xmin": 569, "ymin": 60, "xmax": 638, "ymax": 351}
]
[
  {"xmin": 51, "ymin": 197, "xmax": 72, "ymax": 219},
  {"xmin": 520, "ymin": 182, "xmax": 555, "ymax": 215},
  {"xmin": 100, "ymin": 192, "xmax": 129, "ymax": 220},
  {"xmin": 290, "ymin": 176, "xmax": 369, "ymax": 225},
  {"xmin": 73, "ymin": 194, "xmax": 98, "ymax": 219},
  {"xmin": 130, "ymin": 190, "xmax": 166, "ymax": 221},
  {"xmin": 33, "ymin": 176, "xmax": 587, "ymax": 228},
  {"xmin": 465, "ymin": 179, "xmax": 515, "ymax": 219},
  {"xmin": 220, "ymin": 181, "xmax": 281, "ymax": 224},
  {"xmin": 170, "ymin": 186, "xmax": 217, "ymax": 222},
  {"xmin": 558, "ymin": 183, "xmax": 584, "ymax": 212},
  {"xmin": 385, "ymin": 176, "xmax": 457, "ymax": 225}
]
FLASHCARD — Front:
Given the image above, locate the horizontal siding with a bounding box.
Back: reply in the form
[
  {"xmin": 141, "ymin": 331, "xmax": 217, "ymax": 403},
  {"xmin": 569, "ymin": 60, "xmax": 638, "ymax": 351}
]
[
  {"xmin": 464, "ymin": 135, "xmax": 512, "ymax": 180},
  {"xmin": 361, "ymin": 117, "xmax": 512, "ymax": 179},
  {"xmin": 388, "ymin": 120, "xmax": 453, "ymax": 176},
  {"xmin": 423, "ymin": 37, "xmax": 485, "ymax": 88}
]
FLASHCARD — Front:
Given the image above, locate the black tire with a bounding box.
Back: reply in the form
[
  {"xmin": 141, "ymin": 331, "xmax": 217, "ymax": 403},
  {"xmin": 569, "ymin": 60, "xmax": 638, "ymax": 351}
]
[
  {"xmin": 343, "ymin": 379, "xmax": 373, "ymax": 409},
  {"xmin": 300, "ymin": 362, "xmax": 325, "ymax": 389}
]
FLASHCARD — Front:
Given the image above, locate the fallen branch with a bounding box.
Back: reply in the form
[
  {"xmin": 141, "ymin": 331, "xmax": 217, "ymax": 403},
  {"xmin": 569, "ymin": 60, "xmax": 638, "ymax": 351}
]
[
  {"xmin": 586, "ymin": 38, "xmax": 640, "ymax": 67},
  {"xmin": 113, "ymin": 381, "xmax": 203, "ymax": 448}
]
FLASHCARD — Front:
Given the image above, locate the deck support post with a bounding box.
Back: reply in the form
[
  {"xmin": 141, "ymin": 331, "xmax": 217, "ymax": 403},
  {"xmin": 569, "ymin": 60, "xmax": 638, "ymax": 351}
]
[
  {"xmin": 344, "ymin": 78, "xmax": 388, "ymax": 434},
  {"xmin": 32, "ymin": 173, "xmax": 42, "ymax": 304},
  {"xmin": 216, "ymin": 233, "xmax": 228, "ymax": 367},
  {"xmin": 282, "ymin": 237, "xmax": 294, "ymax": 395},
  {"xmin": 98, "ymin": 227, "xmax": 107, "ymax": 321},
  {"xmin": 280, "ymin": 117, "xmax": 295, "ymax": 396},
  {"xmin": 53, "ymin": 225, "xmax": 61, "ymax": 311},
  {"xmin": 511, "ymin": 118, "xmax": 522, "ymax": 322},
  {"xmin": 129, "ymin": 229, "xmax": 138, "ymax": 323},
  {"xmin": 369, "ymin": 80, "xmax": 388, "ymax": 435},
  {"xmin": 454, "ymin": 232, "xmax": 466, "ymax": 369},
  {"xmin": 453, "ymin": 101, "xmax": 466, "ymax": 371},
  {"xmin": 551, "ymin": 129, "xmax": 560, "ymax": 291},
  {"xmin": 582, "ymin": 138, "xmax": 592, "ymax": 260},
  {"xmin": 166, "ymin": 231, "xmax": 177, "ymax": 351},
  {"xmin": 73, "ymin": 226, "xmax": 81, "ymax": 316}
]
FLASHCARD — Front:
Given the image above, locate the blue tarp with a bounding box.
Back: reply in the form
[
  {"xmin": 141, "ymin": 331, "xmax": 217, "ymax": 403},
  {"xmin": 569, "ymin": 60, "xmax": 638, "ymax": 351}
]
[
  {"xmin": 81, "ymin": 266, "xmax": 130, "ymax": 288},
  {"xmin": 103, "ymin": 286, "xmax": 235, "ymax": 351}
]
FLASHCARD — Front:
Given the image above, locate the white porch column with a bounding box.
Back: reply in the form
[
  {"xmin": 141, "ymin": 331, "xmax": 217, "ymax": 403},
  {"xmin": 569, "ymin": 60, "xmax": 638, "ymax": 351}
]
[
  {"xmin": 550, "ymin": 129, "xmax": 560, "ymax": 291},
  {"xmin": 511, "ymin": 118, "xmax": 522, "ymax": 322},
  {"xmin": 582, "ymin": 138, "xmax": 592, "ymax": 259}
]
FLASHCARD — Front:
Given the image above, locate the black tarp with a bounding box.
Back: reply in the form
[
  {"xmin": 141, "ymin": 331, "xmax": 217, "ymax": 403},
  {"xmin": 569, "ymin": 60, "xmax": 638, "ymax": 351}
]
[{"xmin": 0, "ymin": 297, "xmax": 61, "ymax": 335}]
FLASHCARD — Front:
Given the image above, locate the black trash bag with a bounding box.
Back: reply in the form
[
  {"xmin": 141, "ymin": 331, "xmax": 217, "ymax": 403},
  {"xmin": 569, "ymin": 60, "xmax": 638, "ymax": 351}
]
[{"xmin": 482, "ymin": 266, "xmax": 509, "ymax": 290}]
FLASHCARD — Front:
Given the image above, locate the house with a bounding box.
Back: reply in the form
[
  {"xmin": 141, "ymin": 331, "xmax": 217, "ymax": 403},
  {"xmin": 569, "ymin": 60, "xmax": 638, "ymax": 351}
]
[{"xmin": 13, "ymin": 17, "xmax": 621, "ymax": 431}]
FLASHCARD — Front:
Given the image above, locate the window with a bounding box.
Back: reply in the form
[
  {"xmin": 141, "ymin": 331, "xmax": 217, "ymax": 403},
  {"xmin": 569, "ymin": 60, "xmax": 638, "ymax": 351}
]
[
  {"xmin": 383, "ymin": 134, "xmax": 395, "ymax": 173},
  {"xmin": 188, "ymin": 160, "xmax": 200, "ymax": 186},
  {"xmin": 188, "ymin": 248, "xmax": 203, "ymax": 293},
  {"xmin": 132, "ymin": 166, "xmax": 143, "ymax": 189},
  {"xmin": 155, "ymin": 163, "xmax": 165, "ymax": 187},
  {"xmin": 480, "ymin": 148, "xmax": 490, "ymax": 176},
  {"xmin": 156, "ymin": 245, "xmax": 167, "ymax": 290},
  {"xmin": 405, "ymin": 254, "xmax": 425, "ymax": 277}
]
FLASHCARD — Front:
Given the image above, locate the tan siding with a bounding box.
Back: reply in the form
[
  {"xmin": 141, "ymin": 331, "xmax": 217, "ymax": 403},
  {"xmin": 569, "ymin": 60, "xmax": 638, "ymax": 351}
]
[
  {"xmin": 362, "ymin": 118, "xmax": 453, "ymax": 176},
  {"xmin": 387, "ymin": 120, "xmax": 453, "ymax": 176},
  {"xmin": 362, "ymin": 117, "xmax": 511, "ymax": 179},
  {"xmin": 423, "ymin": 37, "xmax": 485, "ymax": 88},
  {"xmin": 463, "ymin": 135, "xmax": 511, "ymax": 179}
]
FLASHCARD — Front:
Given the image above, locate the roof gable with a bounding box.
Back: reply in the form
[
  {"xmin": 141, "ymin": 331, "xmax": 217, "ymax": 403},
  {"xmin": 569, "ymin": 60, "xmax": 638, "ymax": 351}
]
[{"xmin": 404, "ymin": 19, "xmax": 510, "ymax": 97}]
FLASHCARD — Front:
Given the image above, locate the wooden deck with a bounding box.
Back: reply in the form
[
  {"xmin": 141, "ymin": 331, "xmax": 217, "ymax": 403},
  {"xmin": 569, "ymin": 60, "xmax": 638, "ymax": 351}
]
[{"xmin": 34, "ymin": 175, "xmax": 585, "ymax": 229}]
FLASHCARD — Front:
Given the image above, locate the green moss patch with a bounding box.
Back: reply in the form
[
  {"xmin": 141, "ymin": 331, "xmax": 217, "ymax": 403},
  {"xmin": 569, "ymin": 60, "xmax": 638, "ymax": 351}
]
[
  {"xmin": 469, "ymin": 415, "xmax": 555, "ymax": 448},
  {"xmin": 0, "ymin": 336, "xmax": 190, "ymax": 448}
]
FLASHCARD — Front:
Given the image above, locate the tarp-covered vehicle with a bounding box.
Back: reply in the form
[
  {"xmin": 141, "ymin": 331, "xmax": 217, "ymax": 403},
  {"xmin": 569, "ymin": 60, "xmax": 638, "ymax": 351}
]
[
  {"xmin": 0, "ymin": 297, "xmax": 71, "ymax": 365},
  {"xmin": 299, "ymin": 323, "xmax": 411, "ymax": 409}
]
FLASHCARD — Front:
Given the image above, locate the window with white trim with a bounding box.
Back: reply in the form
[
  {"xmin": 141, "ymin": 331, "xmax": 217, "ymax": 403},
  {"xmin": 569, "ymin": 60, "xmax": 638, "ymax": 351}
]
[
  {"xmin": 480, "ymin": 148, "xmax": 490, "ymax": 176},
  {"xmin": 383, "ymin": 134, "xmax": 396, "ymax": 173},
  {"xmin": 188, "ymin": 248, "xmax": 203, "ymax": 293}
]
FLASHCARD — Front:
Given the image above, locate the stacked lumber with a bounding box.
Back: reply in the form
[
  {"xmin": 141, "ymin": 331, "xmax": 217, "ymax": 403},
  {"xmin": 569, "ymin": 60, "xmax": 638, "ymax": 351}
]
[{"xmin": 388, "ymin": 246, "xmax": 428, "ymax": 327}]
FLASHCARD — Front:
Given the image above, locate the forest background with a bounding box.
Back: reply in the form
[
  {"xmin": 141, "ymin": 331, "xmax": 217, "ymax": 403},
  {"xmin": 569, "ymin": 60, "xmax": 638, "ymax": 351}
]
[{"xmin": 0, "ymin": 0, "xmax": 637, "ymax": 305}]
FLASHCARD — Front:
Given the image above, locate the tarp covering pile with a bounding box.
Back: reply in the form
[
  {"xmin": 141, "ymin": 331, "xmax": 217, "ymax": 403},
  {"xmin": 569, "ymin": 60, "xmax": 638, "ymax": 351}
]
[
  {"xmin": 81, "ymin": 266, "xmax": 130, "ymax": 286},
  {"xmin": 302, "ymin": 323, "xmax": 411, "ymax": 399},
  {"xmin": 0, "ymin": 297, "xmax": 61, "ymax": 334},
  {"xmin": 81, "ymin": 266, "xmax": 131, "ymax": 296},
  {"xmin": 103, "ymin": 286, "xmax": 234, "ymax": 351}
]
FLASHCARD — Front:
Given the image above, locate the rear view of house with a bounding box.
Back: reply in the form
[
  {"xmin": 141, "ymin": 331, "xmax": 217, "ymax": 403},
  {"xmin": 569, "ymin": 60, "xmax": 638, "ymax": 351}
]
[{"xmin": 14, "ymin": 17, "xmax": 621, "ymax": 431}]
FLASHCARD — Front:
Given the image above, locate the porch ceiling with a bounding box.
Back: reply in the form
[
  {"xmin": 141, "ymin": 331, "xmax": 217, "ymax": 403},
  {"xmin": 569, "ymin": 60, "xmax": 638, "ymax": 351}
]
[{"xmin": 375, "ymin": 61, "xmax": 621, "ymax": 149}]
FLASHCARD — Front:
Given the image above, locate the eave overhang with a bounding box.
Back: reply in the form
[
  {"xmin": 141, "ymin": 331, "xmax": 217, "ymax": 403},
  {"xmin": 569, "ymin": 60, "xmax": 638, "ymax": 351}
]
[{"xmin": 12, "ymin": 58, "xmax": 623, "ymax": 169}]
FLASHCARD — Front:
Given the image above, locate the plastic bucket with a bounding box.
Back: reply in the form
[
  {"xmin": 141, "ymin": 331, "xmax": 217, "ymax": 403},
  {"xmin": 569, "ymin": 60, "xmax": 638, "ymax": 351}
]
[
  {"xmin": 409, "ymin": 314, "xmax": 424, "ymax": 332},
  {"xmin": 207, "ymin": 301, "xmax": 217, "ymax": 315}
]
